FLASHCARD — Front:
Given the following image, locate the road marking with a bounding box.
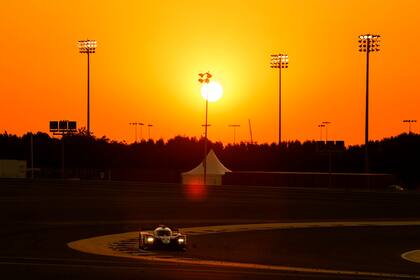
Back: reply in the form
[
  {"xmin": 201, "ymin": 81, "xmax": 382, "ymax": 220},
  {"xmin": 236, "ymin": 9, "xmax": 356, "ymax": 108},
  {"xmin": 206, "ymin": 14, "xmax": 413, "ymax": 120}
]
[
  {"xmin": 402, "ymin": 250, "xmax": 420, "ymax": 264},
  {"xmin": 68, "ymin": 220, "xmax": 420, "ymax": 279},
  {"xmin": 181, "ymin": 220, "xmax": 420, "ymax": 235}
]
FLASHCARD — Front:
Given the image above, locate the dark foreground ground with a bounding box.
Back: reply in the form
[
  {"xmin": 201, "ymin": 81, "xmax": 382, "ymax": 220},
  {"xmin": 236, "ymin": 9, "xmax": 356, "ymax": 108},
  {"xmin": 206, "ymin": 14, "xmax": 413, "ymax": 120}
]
[{"xmin": 1, "ymin": 179, "xmax": 420, "ymax": 280}]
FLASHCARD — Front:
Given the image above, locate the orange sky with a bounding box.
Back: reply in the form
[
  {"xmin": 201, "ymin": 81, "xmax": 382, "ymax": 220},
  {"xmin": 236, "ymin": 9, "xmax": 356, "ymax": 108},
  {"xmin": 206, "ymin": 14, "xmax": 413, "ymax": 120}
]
[{"xmin": 1, "ymin": 0, "xmax": 419, "ymax": 145}]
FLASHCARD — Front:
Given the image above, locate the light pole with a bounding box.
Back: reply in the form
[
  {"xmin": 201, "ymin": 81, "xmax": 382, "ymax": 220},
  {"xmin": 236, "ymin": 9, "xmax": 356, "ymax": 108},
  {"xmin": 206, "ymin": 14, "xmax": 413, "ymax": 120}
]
[
  {"xmin": 49, "ymin": 120, "xmax": 77, "ymax": 178},
  {"xmin": 318, "ymin": 124, "xmax": 325, "ymax": 142},
  {"xmin": 358, "ymin": 34, "xmax": 380, "ymax": 173},
  {"xmin": 139, "ymin": 123, "xmax": 144, "ymax": 141},
  {"xmin": 129, "ymin": 122, "xmax": 144, "ymax": 143},
  {"xmin": 78, "ymin": 39, "xmax": 97, "ymax": 135},
  {"xmin": 228, "ymin": 124, "xmax": 240, "ymax": 144},
  {"xmin": 322, "ymin": 121, "xmax": 331, "ymax": 142},
  {"xmin": 30, "ymin": 133, "xmax": 34, "ymax": 179},
  {"xmin": 402, "ymin": 119, "xmax": 417, "ymax": 134},
  {"xmin": 271, "ymin": 54, "xmax": 288, "ymax": 145},
  {"xmin": 201, "ymin": 124, "xmax": 211, "ymax": 136},
  {"xmin": 148, "ymin": 124, "xmax": 153, "ymax": 140},
  {"xmin": 198, "ymin": 71, "xmax": 212, "ymax": 185}
]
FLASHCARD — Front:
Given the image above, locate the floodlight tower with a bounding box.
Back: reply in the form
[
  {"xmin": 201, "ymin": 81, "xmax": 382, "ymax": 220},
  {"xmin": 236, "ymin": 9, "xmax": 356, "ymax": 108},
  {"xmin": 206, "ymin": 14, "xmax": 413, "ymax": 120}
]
[
  {"xmin": 147, "ymin": 124, "xmax": 153, "ymax": 140},
  {"xmin": 139, "ymin": 123, "xmax": 144, "ymax": 140},
  {"xmin": 271, "ymin": 54, "xmax": 288, "ymax": 145},
  {"xmin": 78, "ymin": 39, "xmax": 97, "ymax": 135},
  {"xmin": 318, "ymin": 124, "xmax": 326, "ymax": 142},
  {"xmin": 129, "ymin": 122, "xmax": 144, "ymax": 143},
  {"xmin": 402, "ymin": 119, "xmax": 417, "ymax": 134},
  {"xmin": 198, "ymin": 71, "xmax": 212, "ymax": 185},
  {"xmin": 322, "ymin": 121, "xmax": 331, "ymax": 142},
  {"xmin": 228, "ymin": 124, "xmax": 240, "ymax": 144},
  {"xmin": 358, "ymin": 34, "xmax": 380, "ymax": 173}
]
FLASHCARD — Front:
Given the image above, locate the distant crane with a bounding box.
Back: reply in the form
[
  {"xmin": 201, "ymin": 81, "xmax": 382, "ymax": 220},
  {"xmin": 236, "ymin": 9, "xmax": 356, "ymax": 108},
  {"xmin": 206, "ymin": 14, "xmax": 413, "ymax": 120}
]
[{"xmin": 248, "ymin": 119, "xmax": 253, "ymax": 144}]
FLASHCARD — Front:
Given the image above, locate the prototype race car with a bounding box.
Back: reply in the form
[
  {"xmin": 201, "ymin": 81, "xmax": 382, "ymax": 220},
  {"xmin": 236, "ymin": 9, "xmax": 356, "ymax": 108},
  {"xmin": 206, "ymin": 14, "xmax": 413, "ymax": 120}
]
[{"xmin": 139, "ymin": 225, "xmax": 187, "ymax": 251}]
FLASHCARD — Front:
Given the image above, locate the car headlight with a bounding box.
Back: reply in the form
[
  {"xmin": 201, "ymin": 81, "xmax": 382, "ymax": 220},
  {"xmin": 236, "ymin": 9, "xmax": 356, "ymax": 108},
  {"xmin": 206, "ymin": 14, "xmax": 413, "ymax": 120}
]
[
  {"xmin": 178, "ymin": 238, "xmax": 185, "ymax": 243},
  {"xmin": 146, "ymin": 237, "xmax": 154, "ymax": 243}
]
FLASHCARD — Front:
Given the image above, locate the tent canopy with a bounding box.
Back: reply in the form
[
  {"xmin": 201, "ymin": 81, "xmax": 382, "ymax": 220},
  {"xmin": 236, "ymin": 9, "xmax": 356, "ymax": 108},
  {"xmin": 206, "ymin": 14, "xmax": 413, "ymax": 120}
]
[{"xmin": 182, "ymin": 150, "xmax": 231, "ymax": 175}]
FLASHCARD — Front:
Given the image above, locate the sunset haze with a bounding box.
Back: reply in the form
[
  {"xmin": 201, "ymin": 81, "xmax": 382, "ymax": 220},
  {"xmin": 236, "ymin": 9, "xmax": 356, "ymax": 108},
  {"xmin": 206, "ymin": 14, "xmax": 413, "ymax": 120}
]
[{"xmin": 1, "ymin": 0, "xmax": 419, "ymax": 145}]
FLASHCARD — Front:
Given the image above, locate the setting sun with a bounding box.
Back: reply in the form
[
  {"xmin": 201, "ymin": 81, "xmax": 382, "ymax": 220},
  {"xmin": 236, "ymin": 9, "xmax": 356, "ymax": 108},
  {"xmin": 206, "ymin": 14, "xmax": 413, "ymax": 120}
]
[{"xmin": 201, "ymin": 81, "xmax": 223, "ymax": 102}]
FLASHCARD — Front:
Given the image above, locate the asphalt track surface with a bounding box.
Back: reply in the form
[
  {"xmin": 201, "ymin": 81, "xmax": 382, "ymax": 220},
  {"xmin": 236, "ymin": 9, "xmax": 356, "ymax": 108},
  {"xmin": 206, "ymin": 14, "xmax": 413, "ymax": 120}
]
[{"xmin": 1, "ymin": 179, "xmax": 420, "ymax": 279}]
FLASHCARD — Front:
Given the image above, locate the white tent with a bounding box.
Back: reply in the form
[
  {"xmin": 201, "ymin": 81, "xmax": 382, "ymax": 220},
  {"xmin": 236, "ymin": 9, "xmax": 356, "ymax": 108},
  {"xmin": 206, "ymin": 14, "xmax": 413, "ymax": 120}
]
[{"xmin": 181, "ymin": 150, "xmax": 231, "ymax": 185}]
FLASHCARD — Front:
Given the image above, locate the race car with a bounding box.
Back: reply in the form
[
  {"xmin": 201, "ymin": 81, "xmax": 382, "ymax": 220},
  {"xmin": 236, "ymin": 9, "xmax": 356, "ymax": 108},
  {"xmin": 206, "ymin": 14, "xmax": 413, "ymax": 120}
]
[{"xmin": 139, "ymin": 225, "xmax": 187, "ymax": 251}]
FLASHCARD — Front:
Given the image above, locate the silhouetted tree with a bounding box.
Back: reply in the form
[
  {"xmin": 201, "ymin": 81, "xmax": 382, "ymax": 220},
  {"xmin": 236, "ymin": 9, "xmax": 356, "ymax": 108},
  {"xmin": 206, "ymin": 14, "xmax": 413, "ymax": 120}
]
[{"xmin": 1, "ymin": 131, "xmax": 420, "ymax": 187}]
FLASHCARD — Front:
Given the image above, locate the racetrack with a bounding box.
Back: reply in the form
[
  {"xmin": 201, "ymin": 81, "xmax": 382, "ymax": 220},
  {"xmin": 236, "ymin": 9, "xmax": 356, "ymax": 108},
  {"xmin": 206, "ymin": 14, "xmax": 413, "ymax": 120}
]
[{"xmin": 1, "ymin": 180, "xmax": 420, "ymax": 279}]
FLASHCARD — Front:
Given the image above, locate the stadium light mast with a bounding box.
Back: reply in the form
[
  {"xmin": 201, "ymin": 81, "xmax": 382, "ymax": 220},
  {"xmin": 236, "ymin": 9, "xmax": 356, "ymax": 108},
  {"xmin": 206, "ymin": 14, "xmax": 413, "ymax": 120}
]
[
  {"xmin": 129, "ymin": 122, "xmax": 144, "ymax": 143},
  {"xmin": 148, "ymin": 124, "xmax": 153, "ymax": 140},
  {"xmin": 402, "ymin": 119, "xmax": 417, "ymax": 134},
  {"xmin": 358, "ymin": 34, "xmax": 380, "ymax": 173},
  {"xmin": 139, "ymin": 123, "xmax": 144, "ymax": 141},
  {"xmin": 228, "ymin": 124, "xmax": 240, "ymax": 144},
  {"xmin": 322, "ymin": 121, "xmax": 331, "ymax": 142},
  {"xmin": 198, "ymin": 71, "xmax": 212, "ymax": 185},
  {"xmin": 271, "ymin": 54, "xmax": 288, "ymax": 145},
  {"xmin": 318, "ymin": 124, "xmax": 326, "ymax": 142},
  {"xmin": 78, "ymin": 39, "xmax": 97, "ymax": 135}
]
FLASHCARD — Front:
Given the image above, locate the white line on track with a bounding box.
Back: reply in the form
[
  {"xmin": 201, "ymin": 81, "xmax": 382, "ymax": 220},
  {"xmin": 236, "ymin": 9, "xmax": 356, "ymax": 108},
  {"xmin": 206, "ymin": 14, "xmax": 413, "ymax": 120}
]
[
  {"xmin": 68, "ymin": 220, "xmax": 420, "ymax": 279},
  {"xmin": 401, "ymin": 250, "xmax": 420, "ymax": 264}
]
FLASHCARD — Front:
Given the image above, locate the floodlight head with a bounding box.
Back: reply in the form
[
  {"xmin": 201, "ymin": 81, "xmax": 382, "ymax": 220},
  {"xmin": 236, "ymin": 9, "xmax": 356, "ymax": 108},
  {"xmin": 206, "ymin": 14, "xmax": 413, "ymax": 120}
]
[
  {"xmin": 270, "ymin": 54, "xmax": 289, "ymax": 69},
  {"xmin": 358, "ymin": 34, "xmax": 380, "ymax": 53},
  {"xmin": 198, "ymin": 72, "xmax": 212, "ymax": 84},
  {"xmin": 78, "ymin": 39, "xmax": 97, "ymax": 53}
]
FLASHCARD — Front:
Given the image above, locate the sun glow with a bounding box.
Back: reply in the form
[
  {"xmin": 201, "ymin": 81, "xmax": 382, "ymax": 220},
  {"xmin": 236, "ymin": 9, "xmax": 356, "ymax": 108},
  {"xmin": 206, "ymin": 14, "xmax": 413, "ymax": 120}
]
[{"xmin": 201, "ymin": 81, "xmax": 223, "ymax": 102}]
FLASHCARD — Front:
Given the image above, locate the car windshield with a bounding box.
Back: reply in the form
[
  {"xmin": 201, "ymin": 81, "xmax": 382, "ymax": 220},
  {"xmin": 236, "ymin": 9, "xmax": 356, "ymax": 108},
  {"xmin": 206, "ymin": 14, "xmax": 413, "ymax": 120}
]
[{"xmin": 156, "ymin": 229, "xmax": 171, "ymax": 236}]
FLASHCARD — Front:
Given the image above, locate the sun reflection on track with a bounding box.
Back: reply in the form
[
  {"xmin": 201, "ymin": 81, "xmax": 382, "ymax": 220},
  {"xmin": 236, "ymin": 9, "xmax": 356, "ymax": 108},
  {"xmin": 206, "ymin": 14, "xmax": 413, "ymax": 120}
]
[{"xmin": 183, "ymin": 183, "xmax": 208, "ymax": 201}]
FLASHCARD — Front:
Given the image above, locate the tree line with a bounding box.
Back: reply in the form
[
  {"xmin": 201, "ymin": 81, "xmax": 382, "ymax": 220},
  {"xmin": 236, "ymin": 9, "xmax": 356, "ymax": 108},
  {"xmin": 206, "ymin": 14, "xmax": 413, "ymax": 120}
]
[{"xmin": 0, "ymin": 131, "xmax": 419, "ymax": 188}]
